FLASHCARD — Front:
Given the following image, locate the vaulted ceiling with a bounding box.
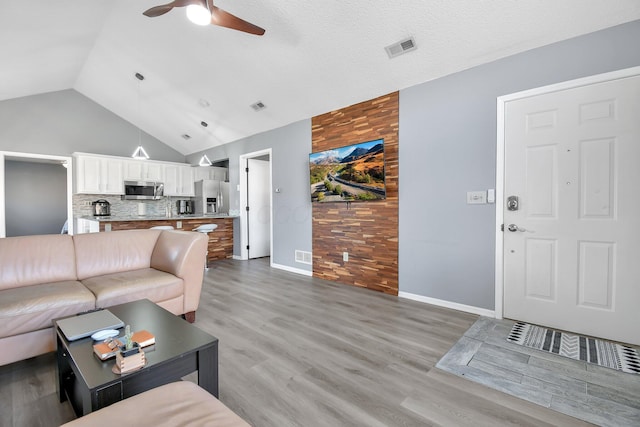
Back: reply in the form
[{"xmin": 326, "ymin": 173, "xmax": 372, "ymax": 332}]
[{"xmin": 1, "ymin": 1, "xmax": 639, "ymax": 155}]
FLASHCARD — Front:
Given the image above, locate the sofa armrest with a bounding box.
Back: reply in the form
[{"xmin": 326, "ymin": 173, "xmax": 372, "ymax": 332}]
[{"xmin": 150, "ymin": 230, "xmax": 208, "ymax": 314}]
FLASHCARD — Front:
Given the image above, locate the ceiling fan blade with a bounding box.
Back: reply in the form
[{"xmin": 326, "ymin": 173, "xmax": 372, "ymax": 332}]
[
  {"xmin": 143, "ymin": 0, "xmax": 205, "ymax": 17},
  {"xmin": 210, "ymin": 6, "xmax": 265, "ymax": 36}
]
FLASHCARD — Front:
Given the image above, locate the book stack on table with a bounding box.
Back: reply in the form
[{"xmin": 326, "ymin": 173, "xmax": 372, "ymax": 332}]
[{"xmin": 93, "ymin": 330, "xmax": 156, "ymax": 372}]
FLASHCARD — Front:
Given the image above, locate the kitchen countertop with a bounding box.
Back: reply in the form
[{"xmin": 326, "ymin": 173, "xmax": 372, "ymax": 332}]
[{"xmin": 80, "ymin": 214, "xmax": 239, "ymax": 222}]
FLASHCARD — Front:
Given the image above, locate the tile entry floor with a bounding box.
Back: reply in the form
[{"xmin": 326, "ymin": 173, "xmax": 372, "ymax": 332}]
[{"xmin": 436, "ymin": 317, "xmax": 640, "ymax": 427}]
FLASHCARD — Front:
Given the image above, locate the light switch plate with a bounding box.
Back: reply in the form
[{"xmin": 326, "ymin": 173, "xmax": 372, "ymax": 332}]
[
  {"xmin": 467, "ymin": 191, "xmax": 487, "ymax": 204},
  {"xmin": 487, "ymin": 189, "xmax": 495, "ymax": 203}
]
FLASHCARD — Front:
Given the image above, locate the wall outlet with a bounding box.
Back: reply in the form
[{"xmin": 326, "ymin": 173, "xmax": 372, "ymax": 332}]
[
  {"xmin": 176, "ymin": 221, "xmax": 182, "ymax": 229},
  {"xmin": 343, "ymin": 252, "xmax": 349, "ymax": 262},
  {"xmin": 84, "ymin": 201, "xmax": 92, "ymax": 206}
]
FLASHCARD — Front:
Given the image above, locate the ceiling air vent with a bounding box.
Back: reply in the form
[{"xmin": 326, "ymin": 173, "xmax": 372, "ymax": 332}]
[
  {"xmin": 385, "ymin": 37, "xmax": 417, "ymax": 59},
  {"xmin": 250, "ymin": 101, "xmax": 266, "ymax": 112}
]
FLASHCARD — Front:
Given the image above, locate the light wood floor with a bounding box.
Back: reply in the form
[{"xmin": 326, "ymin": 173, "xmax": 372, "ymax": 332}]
[{"xmin": 0, "ymin": 258, "xmax": 592, "ymax": 426}]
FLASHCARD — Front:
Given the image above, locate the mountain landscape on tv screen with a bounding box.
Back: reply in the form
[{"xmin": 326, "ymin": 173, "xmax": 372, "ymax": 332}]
[{"xmin": 310, "ymin": 139, "xmax": 386, "ymax": 202}]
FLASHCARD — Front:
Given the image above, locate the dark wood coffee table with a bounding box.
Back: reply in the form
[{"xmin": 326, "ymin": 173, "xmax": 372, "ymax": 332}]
[{"xmin": 55, "ymin": 299, "xmax": 218, "ymax": 416}]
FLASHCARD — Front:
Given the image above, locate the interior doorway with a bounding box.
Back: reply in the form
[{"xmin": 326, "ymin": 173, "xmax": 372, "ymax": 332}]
[
  {"xmin": 0, "ymin": 151, "xmax": 74, "ymax": 237},
  {"xmin": 238, "ymin": 149, "xmax": 272, "ymax": 261}
]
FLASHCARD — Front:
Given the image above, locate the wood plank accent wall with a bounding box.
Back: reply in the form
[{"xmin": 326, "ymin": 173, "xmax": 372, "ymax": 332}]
[
  {"xmin": 100, "ymin": 218, "xmax": 234, "ymax": 262},
  {"xmin": 311, "ymin": 92, "xmax": 399, "ymax": 295}
]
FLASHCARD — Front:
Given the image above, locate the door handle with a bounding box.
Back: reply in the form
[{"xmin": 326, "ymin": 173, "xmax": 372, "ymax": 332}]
[{"xmin": 507, "ymin": 224, "xmax": 533, "ymax": 233}]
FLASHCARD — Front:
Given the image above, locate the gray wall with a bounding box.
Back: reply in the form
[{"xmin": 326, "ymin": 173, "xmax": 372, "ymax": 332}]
[
  {"xmin": 399, "ymin": 20, "xmax": 640, "ymax": 310},
  {"xmin": 186, "ymin": 119, "xmax": 312, "ymax": 272},
  {"xmin": 5, "ymin": 160, "xmax": 67, "ymax": 236},
  {"xmin": 0, "ymin": 89, "xmax": 185, "ymax": 162}
]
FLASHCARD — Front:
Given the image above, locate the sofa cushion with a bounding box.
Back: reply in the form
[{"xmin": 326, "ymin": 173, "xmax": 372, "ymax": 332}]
[
  {"xmin": 0, "ymin": 281, "xmax": 95, "ymax": 338},
  {"xmin": 82, "ymin": 268, "xmax": 183, "ymax": 308},
  {"xmin": 73, "ymin": 229, "xmax": 161, "ymax": 280},
  {"xmin": 61, "ymin": 381, "xmax": 251, "ymax": 427},
  {"xmin": 0, "ymin": 234, "xmax": 77, "ymax": 291}
]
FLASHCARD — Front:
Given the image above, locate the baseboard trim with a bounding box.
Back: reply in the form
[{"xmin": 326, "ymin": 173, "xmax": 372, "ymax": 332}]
[
  {"xmin": 398, "ymin": 291, "xmax": 495, "ymax": 318},
  {"xmin": 271, "ymin": 262, "xmax": 313, "ymax": 276}
]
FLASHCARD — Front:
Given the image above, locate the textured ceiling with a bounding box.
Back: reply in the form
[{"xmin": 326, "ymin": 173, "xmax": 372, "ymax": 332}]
[{"xmin": 1, "ymin": 1, "xmax": 639, "ymax": 155}]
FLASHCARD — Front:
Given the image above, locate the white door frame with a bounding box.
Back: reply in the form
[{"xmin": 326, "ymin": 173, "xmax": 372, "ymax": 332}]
[
  {"xmin": 495, "ymin": 66, "xmax": 640, "ymax": 319},
  {"xmin": 0, "ymin": 151, "xmax": 74, "ymax": 237},
  {"xmin": 238, "ymin": 148, "xmax": 273, "ymax": 263}
]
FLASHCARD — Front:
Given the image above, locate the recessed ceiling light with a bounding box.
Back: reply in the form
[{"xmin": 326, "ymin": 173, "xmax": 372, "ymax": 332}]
[
  {"xmin": 181, "ymin": 134, "xmax": 191, "ymax": 140},
  {"xmin": 250, "ymin": 101, "xmax": 266, "ymax": 111},
  {"xmin": 135, "ymin": 72, "xmax": 145, "ymax": 81},
  {"xmin": 201, "ymin": 121, "xmax": 208, "ymax": 127}
]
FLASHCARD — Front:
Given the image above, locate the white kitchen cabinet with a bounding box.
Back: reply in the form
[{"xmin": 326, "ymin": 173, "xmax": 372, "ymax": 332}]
[
  {"xmin": 123, "ymin": 160, "xmax": 164, "ymax": 182},
  {"xmin": 193, "ymin": 167, "xmax": 212, "ymax": 182},
  {"xmin": 74, "ymin": 155, "xmax": 123, "ymax": 194},
  {"xmin": 164, "ymin": 165, "xmax": 194, "ymax": 196},
  {"xmin": 181, "ymin": 166, "xmax": 194, "ymax": 196},
  {"xmin": 211, "ymin": 166, "xmax": 228, "ymax": 181},
  {"xmin": 194, "ymin": 166, "xmax": 227, "ymax": 181},
  {"xmin": 76, "ymin": 218, "xmax": 99, "ymax": 234}
]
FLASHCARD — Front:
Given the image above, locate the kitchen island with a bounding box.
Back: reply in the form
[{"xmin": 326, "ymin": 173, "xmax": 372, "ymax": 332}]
[{"xmin": 76, "ymin": 215, "xmax": 237, "ymax": 261}]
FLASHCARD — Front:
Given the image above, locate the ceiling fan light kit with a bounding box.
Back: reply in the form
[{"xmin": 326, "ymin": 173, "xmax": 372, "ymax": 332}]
[
  {"xmin": 143, "ymin": 0, "xmax": 265, "ymax": 35},
  {"xmin": 186, "ymin": 4, "xmax": 211, "ymax": 26}
]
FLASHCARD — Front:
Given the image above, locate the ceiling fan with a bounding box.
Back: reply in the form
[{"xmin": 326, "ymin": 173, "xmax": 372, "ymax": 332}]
[{"xmin": 143, "ymin": 0, "xmax": 265, "ymax": 36}]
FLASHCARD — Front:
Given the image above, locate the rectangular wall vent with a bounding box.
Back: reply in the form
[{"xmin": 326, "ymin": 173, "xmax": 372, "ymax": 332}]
[
  {"xmin": 385, "ymin": 37, "xmax": 417, "ymax": 59},
  {"xmin": 250, "ymin": 101, "xmax": 266, "ymax": 111},
  {"xmin": 295, "ymin": 250, "xmax": 312, "ymax": 265}
]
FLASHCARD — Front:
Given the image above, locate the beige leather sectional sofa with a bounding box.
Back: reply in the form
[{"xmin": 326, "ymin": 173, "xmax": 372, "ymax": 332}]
[
  {"xmin": 61, "ymin": 381, "xmax": 250, "ymax": 427},
  {"xmin": 0, "ymin": 229, "xmax": 208, "ymax": 366}
]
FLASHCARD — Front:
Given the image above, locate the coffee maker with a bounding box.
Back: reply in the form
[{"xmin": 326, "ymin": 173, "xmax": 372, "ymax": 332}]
[{"xmin": 176, "ymin": 200, "xmax": 194, "ymax": 215}]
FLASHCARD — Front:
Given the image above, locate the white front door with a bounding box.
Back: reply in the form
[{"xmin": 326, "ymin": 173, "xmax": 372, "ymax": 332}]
[
  {"xmin": 503, "ymin": 72, "xmax": 640, "ymax": 345},
  {"xmin": 247, "ymin": 158, "xmax": 271, "ymax": 259}
]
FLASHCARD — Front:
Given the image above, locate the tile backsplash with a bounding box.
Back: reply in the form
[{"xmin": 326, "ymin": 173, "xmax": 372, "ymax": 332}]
[{"xmin": 73, "ymin": 194, "xmax": 188, "ymax": 218}]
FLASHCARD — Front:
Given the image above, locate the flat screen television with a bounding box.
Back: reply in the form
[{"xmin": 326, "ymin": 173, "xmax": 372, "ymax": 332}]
[{"xmin": 309, "ymin": 138, "xmax": 386, "ymax": 203}]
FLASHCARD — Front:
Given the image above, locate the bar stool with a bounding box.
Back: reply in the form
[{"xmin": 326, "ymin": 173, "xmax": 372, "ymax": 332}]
[
  {"xmin": 150, "ymin": 225, "xmax": 174, "ymax": 230},
  {"xmin": 193, "ymin": 224, "xmax": 218, "ymax": 269}
]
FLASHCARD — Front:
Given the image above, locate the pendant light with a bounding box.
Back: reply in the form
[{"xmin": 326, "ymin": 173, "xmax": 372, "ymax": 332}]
[
  {"xmin": 132, "ymin": 145, "xmax": 150, "ymax": 160},
  {"xmin": 132, "ymin": 72, "xmax": 150, "ymax": 160},
  {"xmin": 199, "ymin": 154, "xmax": 212, "ymax": 166}
]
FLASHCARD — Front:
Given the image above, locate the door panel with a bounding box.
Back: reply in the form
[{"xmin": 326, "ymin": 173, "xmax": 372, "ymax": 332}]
[
  {"xmin": 524, "ymin": 238, "xmax": 557, "ymax": 301},
  {"xmin": 504, "ymin": 73, "xmax": 640, "ymax": 345}
]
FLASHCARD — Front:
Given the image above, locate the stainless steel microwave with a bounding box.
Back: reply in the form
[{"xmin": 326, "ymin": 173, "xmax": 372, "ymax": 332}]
[{"xmin": 122, "ymin": 181, "xmax": 164, "ymax": 200}]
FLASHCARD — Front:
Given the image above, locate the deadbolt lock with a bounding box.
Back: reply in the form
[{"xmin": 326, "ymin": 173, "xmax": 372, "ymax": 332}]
[{"xmin": 507, "ymin": 195, "xmax": 519, "ymax": 211}]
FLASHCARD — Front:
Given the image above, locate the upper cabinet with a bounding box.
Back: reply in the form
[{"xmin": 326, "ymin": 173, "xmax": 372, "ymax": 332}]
[
  {"xmin": 73, "ymin": 153, "xmax": 200, "ymax": 196},
  {"xmin": 74, "ymin": 154, "xmax": 123, "ymax": 194},
  {"xmin": 193, "ymin": 166, "xmax": 228, "ymax": 182},
  {"xmin": 123, "ymin": 160, "xmax": 164, "ymax": 182},
  {"xmin": 164, "ymin": 164, "xmax": 194, "ymax": 196},
  {"xmin": 211, "ymin": 166, "xmax": 228, "ymax": 181}
]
